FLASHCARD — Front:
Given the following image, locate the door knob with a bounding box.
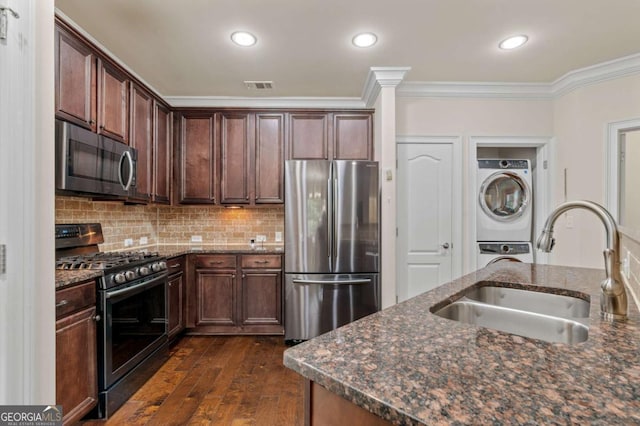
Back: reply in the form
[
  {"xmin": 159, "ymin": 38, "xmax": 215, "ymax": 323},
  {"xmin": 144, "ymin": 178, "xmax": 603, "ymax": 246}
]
[{"xmin": 441, "ymin": 242, "xmax": 450, "ymax": 249}]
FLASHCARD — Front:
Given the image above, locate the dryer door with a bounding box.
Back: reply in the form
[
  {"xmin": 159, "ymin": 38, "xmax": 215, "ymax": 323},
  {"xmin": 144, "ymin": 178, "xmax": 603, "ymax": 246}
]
[{"xmin": 479, "ymin": 171, "xmax": 531, "ymax": 221}]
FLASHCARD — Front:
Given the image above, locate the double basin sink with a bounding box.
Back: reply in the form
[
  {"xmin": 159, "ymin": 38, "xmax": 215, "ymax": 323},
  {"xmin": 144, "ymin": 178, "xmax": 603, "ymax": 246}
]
[{"xmin": 430, "ymin": 283, "xmax": 590, "ymax": 344}]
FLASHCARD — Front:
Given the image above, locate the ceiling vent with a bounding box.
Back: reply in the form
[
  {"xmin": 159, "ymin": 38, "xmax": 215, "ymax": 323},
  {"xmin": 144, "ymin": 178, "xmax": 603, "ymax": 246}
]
[{"xmin": 244, "ymin": 80, "xmax": 274, "ymax": 90}]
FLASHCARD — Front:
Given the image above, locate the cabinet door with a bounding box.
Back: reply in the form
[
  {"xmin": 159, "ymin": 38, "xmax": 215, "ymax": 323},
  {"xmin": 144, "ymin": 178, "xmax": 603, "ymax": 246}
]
[
  {"xmin": 179, "ymin": 114, "xmax": 217, "ymax": 204},
  {"xmin": 288, "ymin": 113, "xmax": 329, "ymax": 160},
  {"xmin": 153, "ymin": 101, "xmax": 172, "ymax": 204},
  {"xmin": 196, "ymin": 269, "xmax": 237, "ymax": 326},
  {"xmin": 168, "ymin": 272, "xmax": 184, "ymax": 339},
  {"xmin": 97, "ymin": 58, "xmax": 129, "ymax": 143},
  {"xmin": 129, "ymin": 83, "xmax": 153, "ymax": 200},
  {"xmin": 255, "ymin": 113, "xmax": 285, "ymax": 204},
  {"xmin": 333, "ymin": 113, "xmax": 373, "ymax": 160},
  {"xmin": 55, "ymin": 25, "xmax": 97, "ymax": 130},
  {"xmin": 56, "ymin": 306, "xmax": 98, "ymax": 425},
  {"xmin": 241, "ymin": 269, "xmax": 283, "ymax": 331},
  {"xmin": 220, "ymin": 113, "xmax": 251, "ymax": 204}
]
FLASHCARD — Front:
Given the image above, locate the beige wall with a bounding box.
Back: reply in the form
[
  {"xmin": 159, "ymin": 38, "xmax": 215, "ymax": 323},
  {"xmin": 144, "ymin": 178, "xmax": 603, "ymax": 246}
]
[{"xmin": 56, "ymin": 195, "xmax": 284, "ymax": 251}]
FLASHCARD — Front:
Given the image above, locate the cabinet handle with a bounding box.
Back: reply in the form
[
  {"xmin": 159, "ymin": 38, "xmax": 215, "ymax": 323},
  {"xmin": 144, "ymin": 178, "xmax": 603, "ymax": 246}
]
[
  {"xmin": 93, "ymin": 314, "xmax": 101, "ymax": 322},
  {"xmin": 169, "ymin": 264, "xmax": 181, "ymax": 268},
  {"xmin": 254, "ymin": 260, "xmax": 269, "ymax": 264},
  {"xmin": 56, "ymin": 300, "xmax": 68, "ymax": 308},
  {"xmin": 209, "ymin": 261, "xmax": 223, "ymax": 265}
]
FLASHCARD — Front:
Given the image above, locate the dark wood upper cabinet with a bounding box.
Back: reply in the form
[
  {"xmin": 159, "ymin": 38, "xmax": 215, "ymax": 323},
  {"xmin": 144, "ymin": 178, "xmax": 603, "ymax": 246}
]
[
  {"xmin": 333, "ymin": 113, "xmax": 373, "ymax": 160},
  {"xmin": 220, "ymin": 113, "xmax": 251, "ymax": 204},
  {"xmin": 55, "ymin": 25, "xmax": 97, "ymax": 131},
  {"xmin": 288, "ymin": 113, "xmax": 330, "ymax": 160},
  {"xmin": 255, "ymin": 113, "xmax": 285, "ymax": 204},
  {"xmin": 129, "ymin": 83, "xmax": 153, "ymax": 200},
  {"xmin": 97, "ymin": 58, "xmax": 129, "ymax": 143},
  {"xmin": 153, "ymin": 101, "xmax": 172, "ymax": 204},
  {"xmin": 179, "ymin": 113, "xmax": 217, "ymax": 204}
]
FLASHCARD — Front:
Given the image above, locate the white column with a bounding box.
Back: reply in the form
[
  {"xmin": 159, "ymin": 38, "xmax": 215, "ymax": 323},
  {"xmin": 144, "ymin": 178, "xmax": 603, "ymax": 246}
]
[{"xmin": 363, "ymin": 67, "xmax": 410, "ymax": 308}]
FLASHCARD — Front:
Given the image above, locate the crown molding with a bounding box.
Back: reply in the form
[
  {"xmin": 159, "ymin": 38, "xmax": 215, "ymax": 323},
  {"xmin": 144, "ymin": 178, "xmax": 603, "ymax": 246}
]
[
  {"xmin": 362, "ymin": 67, "xmax": 412, "ymax": 107},
  {"xmin": 396, "ymin": 81, "xmax": 553, "ymax": 99},
  {"xmin": 397, "ymin": 53, "xmax": 640, "ymax": 100},
  {"xmin": 551, "ymin": 52, "xmax": 640, "ymax": 97},
  {"xmin": 164, "ymin": 96, "xmax": 366, "ymax": 109}
]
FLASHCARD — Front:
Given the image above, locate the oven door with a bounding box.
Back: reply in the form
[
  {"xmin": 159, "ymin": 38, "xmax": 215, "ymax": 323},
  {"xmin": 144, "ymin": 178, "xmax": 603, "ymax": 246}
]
[{"xmin": 99, "ymin": 272, "xmax": 168, "ymax": 389}]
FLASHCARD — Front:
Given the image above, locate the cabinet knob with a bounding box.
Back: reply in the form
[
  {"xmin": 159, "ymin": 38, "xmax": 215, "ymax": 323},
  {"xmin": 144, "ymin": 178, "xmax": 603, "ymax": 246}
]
[
  {"xmin": 93, "ymin": 314, "xmax": 101, "ymax": 322},
  {"xmin": 89, "ymin": 119, "xmax": 95, "ymax": 125},
  {"xmin": 232, "ymin": 274, "xmax": 236, "ymax": 278},
  {"xmin": 169, "ymin": 282, "xmax": 172, "ymax": 287},
  {"xmin": 242, "ymin": 274, "xmax": 246, "ymax": 278}
]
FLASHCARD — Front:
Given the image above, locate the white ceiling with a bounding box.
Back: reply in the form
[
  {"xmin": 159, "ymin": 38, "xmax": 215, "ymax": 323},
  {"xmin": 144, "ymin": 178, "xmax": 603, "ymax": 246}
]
[{"xmin": 55, "ymin": 0, "xmax": 640, "ymax": 100}]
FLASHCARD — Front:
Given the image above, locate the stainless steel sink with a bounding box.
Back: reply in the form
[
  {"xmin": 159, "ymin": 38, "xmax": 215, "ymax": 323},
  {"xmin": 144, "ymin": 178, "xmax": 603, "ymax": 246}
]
[
  {"xmin": 431, "ymin": 285, "xmax": 590, "ymax": 344},
  {"xmin": 464, "ymin": 286, "xmax": 590, "ymax": 319}
]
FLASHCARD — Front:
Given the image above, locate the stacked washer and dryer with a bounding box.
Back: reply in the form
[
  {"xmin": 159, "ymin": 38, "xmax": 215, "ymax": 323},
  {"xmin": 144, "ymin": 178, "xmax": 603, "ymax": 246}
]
[{"xmin": 476, "ymin": 159, "xmax": 534, "ymax": 267}]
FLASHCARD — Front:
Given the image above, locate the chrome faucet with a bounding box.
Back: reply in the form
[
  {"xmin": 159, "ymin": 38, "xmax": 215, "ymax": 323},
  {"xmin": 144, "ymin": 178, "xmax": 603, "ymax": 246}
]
[{"xmin": 536, "ymin": 200, "xmax": 628, "ymax": 321}]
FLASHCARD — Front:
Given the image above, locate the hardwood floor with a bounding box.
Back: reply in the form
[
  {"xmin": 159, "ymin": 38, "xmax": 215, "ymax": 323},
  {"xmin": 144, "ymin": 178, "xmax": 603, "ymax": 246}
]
[{"xmin": 83, "ymin": 336, "xmax": 304, "ymax": 425}]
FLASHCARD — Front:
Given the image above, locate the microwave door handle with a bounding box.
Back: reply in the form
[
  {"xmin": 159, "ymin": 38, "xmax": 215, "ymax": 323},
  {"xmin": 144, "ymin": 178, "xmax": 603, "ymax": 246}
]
[{"xmin": 118, "ymin": 151, "xmax": 134, "ymax": 191}]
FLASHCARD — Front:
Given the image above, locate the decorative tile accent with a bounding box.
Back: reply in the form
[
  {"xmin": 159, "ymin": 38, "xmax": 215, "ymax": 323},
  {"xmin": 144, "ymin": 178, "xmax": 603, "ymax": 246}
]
[
  {"xmin": 621, "ymin": 233, "xmax": 640, "ymax": 309},
  {"xmin": 55, "ymin": 195, "xmax": 284, "ymax": 251}
]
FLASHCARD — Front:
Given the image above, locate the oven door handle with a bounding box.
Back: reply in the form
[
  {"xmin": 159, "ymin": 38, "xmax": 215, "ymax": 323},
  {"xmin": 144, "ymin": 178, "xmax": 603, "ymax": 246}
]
[{"xmin": 105, "ymin": 273, "xmax": 167, "ymax": 299}]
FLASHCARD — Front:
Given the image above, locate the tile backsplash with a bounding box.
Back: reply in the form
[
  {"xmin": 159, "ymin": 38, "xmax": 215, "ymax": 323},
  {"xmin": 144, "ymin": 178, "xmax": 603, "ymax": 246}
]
[{"xmin": 56, "ymin": 195, "xmax": 284, "ymax": 251}]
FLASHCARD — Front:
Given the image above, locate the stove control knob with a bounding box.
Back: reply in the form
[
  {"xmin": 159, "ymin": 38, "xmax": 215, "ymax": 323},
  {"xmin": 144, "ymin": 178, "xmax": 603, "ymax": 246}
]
[
  {"xmin": 159, "ymin": 261, "xmax": 167, "ymax": 270},
  {"xmin": 125, "ymin": 270, "xmax": 136, "ymax": 281},
  {"xmin": 114, "ymin": 272, "xmax": 127, "ymax": 284},
  {"xmin": 138, "ymin": 266, "xmax": 151, "ymax": 276},
  {"xmin": 151, "ymin": 262, "xmax": 165, "ymax": 272}
]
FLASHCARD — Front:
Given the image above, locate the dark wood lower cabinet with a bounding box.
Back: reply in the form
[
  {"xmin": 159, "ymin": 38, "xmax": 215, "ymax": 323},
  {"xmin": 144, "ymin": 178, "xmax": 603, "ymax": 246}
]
[
  {"xmin": 168, "ymin": 271, "xmax": 185, "ymax": 339},
  {"xmin": 187, "ymin": 254, "xmax": 283, "ymax": 335},
  {"xmin": 241, "ymin": 269, "xmax": 283, "ymax": 333},
  {"xmin": 306, "ymin": 380, "xmax": 392, "ymax": 426},
  {"xmin": 56, "ymin": 304, "xmax": 97, "ymax": 425},
  {"xmin": 195, "ymin": 269, "xmax": 241, "ymax": 332}
]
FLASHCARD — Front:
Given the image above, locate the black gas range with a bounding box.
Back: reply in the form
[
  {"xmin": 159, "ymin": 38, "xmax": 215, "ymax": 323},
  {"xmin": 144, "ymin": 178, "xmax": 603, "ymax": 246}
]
[{"xmin": 55, "ymin": 223, "xmax": 169, "ymax": 419}]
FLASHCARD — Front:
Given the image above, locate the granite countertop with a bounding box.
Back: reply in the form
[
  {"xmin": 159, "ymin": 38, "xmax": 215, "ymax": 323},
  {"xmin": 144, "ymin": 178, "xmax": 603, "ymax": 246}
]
[
  {"xmin": 55, "ymin": 269, "xmax": 103, "ymax": 289},
  {"xmin": 55, "ymin": 244, "xmax": 285, "ymax": 288},
  {"xmin": 283, "ymin": 263, "xmax": 640, "ymax": 425}
]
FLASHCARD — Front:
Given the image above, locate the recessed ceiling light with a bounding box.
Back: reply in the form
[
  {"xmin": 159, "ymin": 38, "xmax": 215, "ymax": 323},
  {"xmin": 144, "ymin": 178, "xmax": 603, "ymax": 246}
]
[
  {"xmin": 499, "ymin": 35, "xmax": 528, "ymax": 50},
  {"xmin": 231, "ymin": 31, "xmax": 257, "ymax": 47},
  {"xmin": 352, "ymin": 32, "xmax": 377, "ymax": 48}
]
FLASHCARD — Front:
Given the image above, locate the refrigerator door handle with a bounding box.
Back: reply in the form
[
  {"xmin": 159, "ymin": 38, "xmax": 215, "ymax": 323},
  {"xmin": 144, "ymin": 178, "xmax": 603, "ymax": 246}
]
[
  {"xmin": 292, "ymin": 278, "xmax": 372, "ymax": 285},
  {"xmin": 327, "ymin": 176, "xmax": 333, "ymax": 270}
]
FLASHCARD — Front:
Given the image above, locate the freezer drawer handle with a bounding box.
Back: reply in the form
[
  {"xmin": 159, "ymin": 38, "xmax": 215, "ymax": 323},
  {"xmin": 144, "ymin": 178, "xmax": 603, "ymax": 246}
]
[{"xmin": 292, "ymin": 278, "xmax": 372, "ymax": 285}]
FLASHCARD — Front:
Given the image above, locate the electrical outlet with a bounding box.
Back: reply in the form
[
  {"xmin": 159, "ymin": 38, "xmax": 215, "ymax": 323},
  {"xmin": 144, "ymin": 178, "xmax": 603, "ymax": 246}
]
[
  {"xmin": 191, "ymin": 235, "xmax": 203, "ymax": 243},
  {"xmin": 256, "ymin": 235, "xmax": 267, "ymax": 242},
  {"xmin": 139, "ymin": 236, "xmax": 148, "ymax": 245},
  {"xmin": 275, "ymin": 231, "xmax": 282, "ymax": 242},
  {"xmin": 124, "ymin": 238, "xmax": 133, "ymax": 247}
]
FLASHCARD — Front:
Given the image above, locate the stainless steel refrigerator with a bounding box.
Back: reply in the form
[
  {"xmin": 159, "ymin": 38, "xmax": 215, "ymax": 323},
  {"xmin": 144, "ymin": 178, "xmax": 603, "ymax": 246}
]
[{"xmin": 284, "ymin": 160, "xmax": 380, "ymax": 343}]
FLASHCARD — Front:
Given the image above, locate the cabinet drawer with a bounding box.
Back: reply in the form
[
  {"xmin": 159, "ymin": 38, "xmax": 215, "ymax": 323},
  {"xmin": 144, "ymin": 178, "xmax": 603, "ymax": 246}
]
[
  {"xmin": 167, "ymin": 255, "xmax": 185, "ymax": 273},
  {"xmin": 195, "ymin": 255, "xmax": 237, "ymax": 269},
  {"xmin": 241, "ymin": 255, "xmax": 282, "ymax": 269},
  {"xmin": 56, "ymin": 280, "xmax": 96, "ymax": 319}
]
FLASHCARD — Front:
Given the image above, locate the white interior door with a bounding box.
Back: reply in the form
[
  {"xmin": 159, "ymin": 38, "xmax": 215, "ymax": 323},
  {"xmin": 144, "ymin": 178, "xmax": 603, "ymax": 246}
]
[{"xmin": 397, "ymin": 142, "xmax": 454, "ymax": 302}]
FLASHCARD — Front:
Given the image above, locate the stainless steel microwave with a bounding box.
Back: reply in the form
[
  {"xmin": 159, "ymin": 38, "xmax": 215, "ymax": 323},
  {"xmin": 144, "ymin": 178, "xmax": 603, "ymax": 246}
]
[{"xmin": 55, "ymin": 119, "xmax": 137, "ymax": 198}]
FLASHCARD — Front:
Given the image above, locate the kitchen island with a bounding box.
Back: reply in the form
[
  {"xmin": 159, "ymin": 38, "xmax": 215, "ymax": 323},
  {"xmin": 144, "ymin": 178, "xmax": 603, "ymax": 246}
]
[{"xmin": 283, "ymin": 263, "xmax": 640, "ymax": 425}]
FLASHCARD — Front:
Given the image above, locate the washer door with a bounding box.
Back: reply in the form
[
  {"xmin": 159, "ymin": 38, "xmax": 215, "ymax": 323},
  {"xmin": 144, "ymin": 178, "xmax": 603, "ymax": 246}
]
[
  {"xmin": 486, "ymin": 256, "xmax": 522, "ymax": 266},
  {"xmin": 479, "ymin": 171, "xmax": 531, "ymax": 221}
]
